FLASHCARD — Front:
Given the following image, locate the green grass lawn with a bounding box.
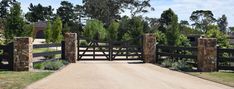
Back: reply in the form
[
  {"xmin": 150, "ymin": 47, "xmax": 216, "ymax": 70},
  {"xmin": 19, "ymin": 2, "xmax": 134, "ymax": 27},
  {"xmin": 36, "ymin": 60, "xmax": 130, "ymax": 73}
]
[
  {"xmin": 0, "ymin": 70, "xmax": 52, "ymax": 89},
  {"xmin": 189, "ymin": 72, "xmax": 234, "ymax": 87}
]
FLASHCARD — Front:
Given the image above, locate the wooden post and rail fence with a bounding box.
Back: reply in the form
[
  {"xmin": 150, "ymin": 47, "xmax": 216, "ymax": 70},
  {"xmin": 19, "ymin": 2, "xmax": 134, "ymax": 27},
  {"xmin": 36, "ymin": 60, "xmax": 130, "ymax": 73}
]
[{"xmin": 0, "ymin": 33, "xmax": 233, "ymax": 72}]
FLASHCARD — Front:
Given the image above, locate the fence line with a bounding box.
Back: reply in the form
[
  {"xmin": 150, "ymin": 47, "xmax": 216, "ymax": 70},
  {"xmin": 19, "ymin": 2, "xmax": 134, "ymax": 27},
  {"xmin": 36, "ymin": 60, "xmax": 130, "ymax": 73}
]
[
  {"xmin": 217, "ymin": 47, "xmax": 234, "ymax": 70},
  {"xmin": 32, "ymin": 41, "xmax": 65, "ymax": 60},
  {"xmin": 156, "ymin": 45, "xmax": 198, "ymax": 68}
]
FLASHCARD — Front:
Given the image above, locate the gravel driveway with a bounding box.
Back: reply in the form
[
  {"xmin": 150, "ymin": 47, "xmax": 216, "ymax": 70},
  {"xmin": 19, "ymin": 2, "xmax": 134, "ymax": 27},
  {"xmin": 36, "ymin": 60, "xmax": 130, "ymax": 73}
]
[{"xmin": 26, "ymin": 61, "xmax": 233, "ymax": 89}]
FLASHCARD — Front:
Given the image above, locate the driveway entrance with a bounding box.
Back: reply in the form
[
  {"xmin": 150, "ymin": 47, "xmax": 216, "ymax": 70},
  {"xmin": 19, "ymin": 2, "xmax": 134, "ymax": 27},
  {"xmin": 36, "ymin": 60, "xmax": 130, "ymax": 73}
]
[{"xmin": 26, "ymin": 61, "xmax": 233, "ymax": 89}]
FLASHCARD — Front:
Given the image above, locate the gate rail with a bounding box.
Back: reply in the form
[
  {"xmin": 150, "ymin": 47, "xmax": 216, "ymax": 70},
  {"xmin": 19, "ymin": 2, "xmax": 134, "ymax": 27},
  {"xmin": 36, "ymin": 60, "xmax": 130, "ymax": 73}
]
[{"xmin": 78, "ymin": 35, "xmax": 143, "ymax": 61}]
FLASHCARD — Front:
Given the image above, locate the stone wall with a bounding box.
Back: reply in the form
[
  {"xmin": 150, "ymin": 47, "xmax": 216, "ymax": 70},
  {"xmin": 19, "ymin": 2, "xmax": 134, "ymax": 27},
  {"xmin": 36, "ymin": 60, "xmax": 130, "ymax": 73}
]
[
  {"xmin": 143, "ymin": 33, "xmax": 156, "ymax": 63},
  {"xmin": 13, "ymin": 37, "xmax": 33, "ymax": 71},
  {"xmin": 64, "ymin": 33, "xmax": 77, "ymax": 63},
  {"xmin": 197, "ymin": 38, "xmax": 217, "ymax": 72}
]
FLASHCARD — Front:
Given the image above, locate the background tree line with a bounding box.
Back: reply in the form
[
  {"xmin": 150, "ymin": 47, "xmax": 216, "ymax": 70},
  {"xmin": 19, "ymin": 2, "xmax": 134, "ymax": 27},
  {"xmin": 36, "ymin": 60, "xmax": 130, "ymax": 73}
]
[{"xmin": 0, "ymin": 0, "xmax": 233, "ymax": 48}]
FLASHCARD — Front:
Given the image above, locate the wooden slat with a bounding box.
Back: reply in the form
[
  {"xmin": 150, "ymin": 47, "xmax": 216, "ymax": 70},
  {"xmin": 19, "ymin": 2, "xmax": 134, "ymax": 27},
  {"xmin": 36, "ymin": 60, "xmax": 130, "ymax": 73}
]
[
  {"xmin": 157, "ymin": 52, "xmax": 197, "ymax": 59},
  {"xmin": 157, "ymin": 45, "xmax": 197, "ymax": 51},
  {"xmin": 112, "ymin": 54, "xmax": 142, "ymax": 56},
  {"xmin": 0, "ymin": 45, "xmax": 5, "ymax": 49},
  {"xmin": 112, "ymin": 50, "xmax": 142, "ymax": 52},
  {"xmin": 79, "ymin": 46, "xmax": 109, "ymax": 48},
  {"xmin": 79, "ymin": 59, "xmax": 108, "ymax": 60},
  {"xmin": 33, "ymin": 44, "xmax": 61, "ymax": 49},
  {"xmin": 113, "ymin": 58, "xmax": 143, "ymax": 60},
  {"xmin": 79, "ymin": 50, "xmax": 109, "ymax": 52},
  {"xmin": 218, "ymin": 66, "xmax": 234, "ymax": 70},
  {"xmin": 218, "ymin": 48, "xmax": 234, "ymax": 53},
  {"xmin": 218, "ymin": 57, "xmax": 234, "ymax": 62},
  {"xmin": 33, "ymin": 51, "xmax": 61, "ymax": 57},
  {"xmin": 79, "ymin": 54, "xmax": 109, "ymax": 56}
]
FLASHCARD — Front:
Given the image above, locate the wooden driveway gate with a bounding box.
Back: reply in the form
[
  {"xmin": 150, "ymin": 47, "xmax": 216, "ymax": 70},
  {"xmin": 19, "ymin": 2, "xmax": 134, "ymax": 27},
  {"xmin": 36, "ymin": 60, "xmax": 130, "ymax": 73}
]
[{"xmin": 78, "ymin": 36, "xmax": 143, "ymax": 61}]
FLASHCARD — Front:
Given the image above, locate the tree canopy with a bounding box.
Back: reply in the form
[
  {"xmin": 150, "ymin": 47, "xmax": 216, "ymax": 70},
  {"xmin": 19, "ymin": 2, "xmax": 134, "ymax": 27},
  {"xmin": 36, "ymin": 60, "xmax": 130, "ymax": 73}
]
[
  {"xmin": 190, "ymin": 10, "xmax": 216, "ymax": 33},
  {"xmin": 5, "ymin": 2, "xmax": 33, "ymax": 42},
  {"xmin": 25, "ymin": 3, "xmax": 53, "ymax": 22},
  {"xmin": 217, "ymin": 14, "xmax": 228, "ymax": 33},
  {"xmin": 57, "ymin": 1, "xmax": 75, "ymax": 25}
]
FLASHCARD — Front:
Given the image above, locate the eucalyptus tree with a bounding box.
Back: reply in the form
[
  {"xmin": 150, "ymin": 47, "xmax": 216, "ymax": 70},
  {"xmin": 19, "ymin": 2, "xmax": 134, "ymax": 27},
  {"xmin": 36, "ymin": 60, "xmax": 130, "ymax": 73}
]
[
  {"xmin": 25, "ymin": 3, "xmax": 54, "ymax": 22},
  {"xmin": 190, "ymin": 10, "xmax": 216, "ymax": 33},
  {"xmin": 217, "ymin": 15, "xmax": 228, "ymax": 33}
]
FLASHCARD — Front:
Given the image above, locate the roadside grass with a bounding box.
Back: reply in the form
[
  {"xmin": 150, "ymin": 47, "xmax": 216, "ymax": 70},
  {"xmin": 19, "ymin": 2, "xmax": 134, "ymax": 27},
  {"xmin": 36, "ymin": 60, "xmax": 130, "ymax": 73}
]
[
  {"xmin": 189, "ymin": 72, "xmax": 234, "ymax": 87},
  {"xmin": 0, "ymin": 70, "xmax": 52, "ymax": 89}
]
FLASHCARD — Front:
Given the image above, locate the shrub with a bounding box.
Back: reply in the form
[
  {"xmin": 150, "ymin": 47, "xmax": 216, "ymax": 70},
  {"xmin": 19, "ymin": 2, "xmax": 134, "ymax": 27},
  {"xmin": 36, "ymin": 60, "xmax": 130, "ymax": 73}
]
[
  {"xmin": 206, "ymin": 28, "xmax": 230, "ymax": 48},
  {"xmin": 44, "ymin": 60, "xmax": 64, "ymax": 70},
  {"xmin": 161, "ymin": 59, "xmax": 174, "ymax": 68},
  {"xmin": 33, "ymin": 60, "xmax": 68, "ymax": 70},
  {"xmin": 84, "ymin": 19, "xmax": 107, "ymax": 41},
  {"xmin": 33, "ymin": 63, "xmax": 45, "ymax": 69},
  {"xmin": 80, "ymin": 40, "xmax": 88, "ymax": 46},
  {"xmin": 171, "ymin": 59, "xmax": 192, "ymax": 71}
]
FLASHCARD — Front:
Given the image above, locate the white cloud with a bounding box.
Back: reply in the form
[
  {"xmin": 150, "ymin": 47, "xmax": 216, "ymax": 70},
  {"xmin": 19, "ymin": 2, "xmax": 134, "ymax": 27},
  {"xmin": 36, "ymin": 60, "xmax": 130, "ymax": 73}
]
[{"xmin": 145, "ymin": 0, "xmax": 234, "ymax": 26}]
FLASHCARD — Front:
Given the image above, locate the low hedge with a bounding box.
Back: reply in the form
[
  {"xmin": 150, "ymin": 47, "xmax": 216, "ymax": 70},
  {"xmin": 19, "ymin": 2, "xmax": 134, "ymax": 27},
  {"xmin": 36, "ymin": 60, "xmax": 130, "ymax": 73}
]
[{"xmin": 33, "ymin": 60, "xmax": 69, "ymax": 70}]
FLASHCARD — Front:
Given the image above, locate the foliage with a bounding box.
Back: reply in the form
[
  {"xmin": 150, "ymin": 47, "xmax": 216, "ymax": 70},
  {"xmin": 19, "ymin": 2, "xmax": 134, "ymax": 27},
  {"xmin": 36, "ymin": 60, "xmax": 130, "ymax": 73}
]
[
  {"xmin": 155, "ymin": 31, "xmax": 167, "ymax": 45},
  {"xmin": 161, "ymin": 59, "xmax": 174, "ymax": 68},
  {"xmin": 23, "ymin": 23, "xmax": 34, "ymax": 39},
  {"xmin": 117, "ymin": 16, "xmax": 129, "ymax": 40},
  {"xmin": 217, "ymin": 14, "xmax": 228, "ymax": 32},
  {"xmin": 127, "ymin": 16, "xmax": 144, "ymax": 44},
  {"xmin": 161, "ymin": 59, "xmax": 193, "ymax": 71},
  {"xmin": 190, "ymin": 10, "xmax": 216, "ymax": 33},
  {"xmin": 84, "ymin": 19, "xmax": 107, "ymax": 41},
  {"xmin": 171, "ymin": 59, "xmax": 192, "ymax": 71},
  {"xmin": 122, "ymin": 33, "xmax": 132, "ymax": 41},
  {"xmin": 159, "ymin": 8, "xmax": 181, "ymax": 46},
  {"xmin": 206, "ymin": 28, "xmax": 230, "ymax": 48},
  {"xmin": 4, "ymin": 3, "xmax": 31, "ymax": 43},
  {"xmin": 107, "ymin": 20, "xmax": 119, "ymax": 40},
  {"xmin": 62, "ymin": 23, "xmax": 71, "ymax": 33},
  {"xmin": 125, "ymin": 0, "xmax": 154, "ymax": 17},
  {"xmin": 230, "ymin": 27, "xmax": 234, "ymax": 32},
  {"xmin": 83, "ymin": 0, "xmax": 153, "ymax": 24},
  {"xmin": 51, "ymin": 16, "xmax": 63, "ymax": 43},
  {"xmin": 177, "ymin": 34, "xmax": 191, "ymax": 47},
  {"xmin": 25, "ymin": 3, "xmax": 53, "ymax": 22},
  {"xmin": 33, "ymin": 60, "xmax": 68, "ymax": 70},
  {"xmin": 79, "ymin": 40, "xmax": 88, "ymax": 46},
  {"xmin": 44, "ymin": 21, "xmax": 52, "ymax": 43},
  {"xmin": 57, "ymin": 1, "xmax": 75, "ymax": 25},
  {"xmin": 83, "ymin": 0, "xmax": 121, "ymax": 24},
  {"xmin": 74, "ymin": 5, "xmax": 85, "ymax": 23},
  {"xmin": 0, "ymin": 0, "xmax": 16, "ymax": 18}
]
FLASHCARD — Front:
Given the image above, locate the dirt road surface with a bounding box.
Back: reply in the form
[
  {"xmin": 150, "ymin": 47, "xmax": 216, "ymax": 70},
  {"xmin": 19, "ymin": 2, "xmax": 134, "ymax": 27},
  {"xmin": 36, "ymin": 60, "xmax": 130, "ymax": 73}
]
[{"xmin": 26, "ymin": 61, "xmax": 233, "ymax": 89}]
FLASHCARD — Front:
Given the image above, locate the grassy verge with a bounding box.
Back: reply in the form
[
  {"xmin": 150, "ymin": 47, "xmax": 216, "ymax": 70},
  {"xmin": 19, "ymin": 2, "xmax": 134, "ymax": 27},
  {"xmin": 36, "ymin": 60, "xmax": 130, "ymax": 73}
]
[
  {"xmin": 189, "ymin": 72, "xmax": 234, "ymax": 87},
  {"xmin": 0, "ymin": 71, "xmax": 52, "ymax": 89}
]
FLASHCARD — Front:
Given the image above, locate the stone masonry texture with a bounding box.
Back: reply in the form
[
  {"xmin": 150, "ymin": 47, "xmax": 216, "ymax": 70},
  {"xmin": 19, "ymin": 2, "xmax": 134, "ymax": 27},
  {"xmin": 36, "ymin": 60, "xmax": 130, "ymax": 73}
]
[
  {"xmin": 143, "ymin": 33, "xmax": 156, "ymax": 63},
  {"xmin": 13, "ymin": 37, "xmax": 33, "ymax": 71},
  {"xmin": 197, "ymin": 38, "xmax": 217, "ymax": 72},
  {"xmin": 64, "ymin": 33, "xmax": 77, "ymax": 63}
]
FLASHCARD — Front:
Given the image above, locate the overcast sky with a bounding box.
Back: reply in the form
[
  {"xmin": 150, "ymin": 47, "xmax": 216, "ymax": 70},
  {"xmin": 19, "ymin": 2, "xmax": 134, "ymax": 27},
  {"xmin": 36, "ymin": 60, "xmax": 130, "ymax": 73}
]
[{"xmin": 18, "ymin": 0, "xmax": 234, "ymax": 27}]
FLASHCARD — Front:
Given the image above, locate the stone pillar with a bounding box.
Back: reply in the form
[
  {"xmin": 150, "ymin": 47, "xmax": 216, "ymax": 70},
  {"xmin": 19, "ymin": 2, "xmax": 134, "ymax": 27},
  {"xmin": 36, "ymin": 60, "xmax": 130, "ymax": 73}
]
[
  {"xmin": 13, "ymin": 37, "xmax": 33, "ymax": 71},
  {"xmin": 64, "ymin": 33, "xmax": 77, "ymax": 63},
  {"xmin": 143, "ymin": 33, "xmax": 156, "ymax": 63},
  {"xmin": 197, "ymin": 38, "xmax": 217, "ymax": 72}
]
